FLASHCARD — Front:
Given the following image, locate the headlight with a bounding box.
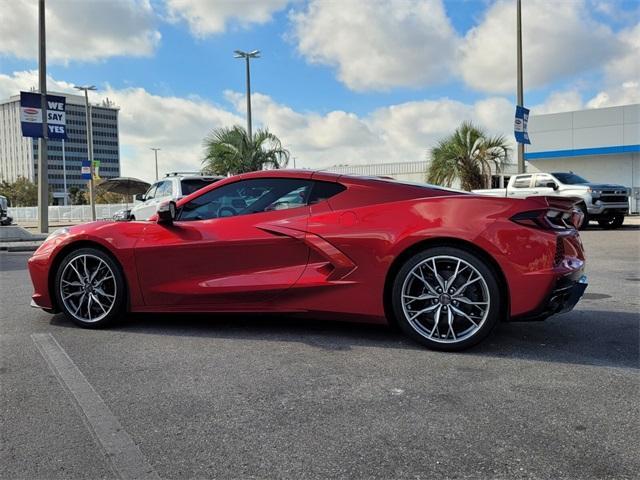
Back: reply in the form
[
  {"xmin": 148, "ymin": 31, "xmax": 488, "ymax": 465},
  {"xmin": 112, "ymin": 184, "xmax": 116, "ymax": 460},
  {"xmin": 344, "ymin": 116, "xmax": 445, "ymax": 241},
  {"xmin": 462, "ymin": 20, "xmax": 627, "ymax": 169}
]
[
  {"xmin": 45, "ymin": 227, "xmax": 70, "ymax": 241},
  {"xmin": 591, "ymin": 190, "xmax": 601, "ymax": 198}
]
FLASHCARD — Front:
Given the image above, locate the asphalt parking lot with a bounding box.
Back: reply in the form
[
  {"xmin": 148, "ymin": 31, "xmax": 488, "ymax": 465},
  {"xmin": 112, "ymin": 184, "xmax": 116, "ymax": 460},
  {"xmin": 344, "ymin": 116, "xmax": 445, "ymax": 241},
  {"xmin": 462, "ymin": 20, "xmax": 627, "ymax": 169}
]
[{"xmin": 1, "ymin": 227, "xmax": 639, "ymax": 479}]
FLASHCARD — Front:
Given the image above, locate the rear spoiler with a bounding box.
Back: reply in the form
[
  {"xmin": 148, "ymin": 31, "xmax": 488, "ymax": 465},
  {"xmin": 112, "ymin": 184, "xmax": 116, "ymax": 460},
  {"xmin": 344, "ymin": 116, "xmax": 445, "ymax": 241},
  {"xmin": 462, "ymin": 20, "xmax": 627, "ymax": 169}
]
[{"xmin": 524, "ymin": 195, "xmax": 583, "ymax": 212}]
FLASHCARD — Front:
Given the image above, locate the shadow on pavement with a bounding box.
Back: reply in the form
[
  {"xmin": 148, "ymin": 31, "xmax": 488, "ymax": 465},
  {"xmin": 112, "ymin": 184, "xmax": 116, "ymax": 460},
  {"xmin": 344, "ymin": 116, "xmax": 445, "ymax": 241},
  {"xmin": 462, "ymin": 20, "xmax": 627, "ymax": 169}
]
[{"xmin": 49, "ymin": 308, "xmax": 639, "ymax": 370}]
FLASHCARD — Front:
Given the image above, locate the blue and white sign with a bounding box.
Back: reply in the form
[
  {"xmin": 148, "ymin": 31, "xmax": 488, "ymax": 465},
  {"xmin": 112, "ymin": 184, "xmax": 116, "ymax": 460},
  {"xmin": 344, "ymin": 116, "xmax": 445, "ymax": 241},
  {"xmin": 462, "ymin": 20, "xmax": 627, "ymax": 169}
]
[
  {"xmin": 20, "ymin": 91, "xmax": 67, "ymax": 140},
  {"xmin": 81, "ymin": 160, "xmax": 91, "ymax": 180},
  {"xmin": 514, "ymin": 105, "xmax": 530, "ymax": 144}
]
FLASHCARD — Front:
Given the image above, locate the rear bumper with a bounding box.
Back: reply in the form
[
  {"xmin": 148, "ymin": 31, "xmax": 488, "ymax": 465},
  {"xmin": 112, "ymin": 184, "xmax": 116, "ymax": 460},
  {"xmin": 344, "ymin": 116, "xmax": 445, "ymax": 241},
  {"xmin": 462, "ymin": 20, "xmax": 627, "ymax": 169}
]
[{"xmin": 511, "ymin": 270, "xmax": 588, "ymax": 321}]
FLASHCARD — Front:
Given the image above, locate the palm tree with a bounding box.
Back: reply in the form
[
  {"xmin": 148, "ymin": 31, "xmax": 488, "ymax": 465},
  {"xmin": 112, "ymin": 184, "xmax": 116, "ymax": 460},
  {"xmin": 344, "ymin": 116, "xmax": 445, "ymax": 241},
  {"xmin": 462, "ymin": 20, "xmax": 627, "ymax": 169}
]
[
  {"xmin": 202, "ymin": 125, "xmax": 290, "ymax": 175},
  {"xmin": 427, "ymin": 121, "xmax": 510, "ymax": 191}
]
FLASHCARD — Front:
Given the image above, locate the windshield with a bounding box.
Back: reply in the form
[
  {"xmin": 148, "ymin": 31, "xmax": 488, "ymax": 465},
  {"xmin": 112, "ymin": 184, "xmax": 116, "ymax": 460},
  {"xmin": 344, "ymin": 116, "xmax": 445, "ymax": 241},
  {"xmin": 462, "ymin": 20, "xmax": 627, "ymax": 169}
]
[
  {"xmin": 552, "ymin": 172, "xmax": 590, "ymax": 185},
  {"xmin": 181, "ymin": 178, "xmax": 220, "ymax": 196}
]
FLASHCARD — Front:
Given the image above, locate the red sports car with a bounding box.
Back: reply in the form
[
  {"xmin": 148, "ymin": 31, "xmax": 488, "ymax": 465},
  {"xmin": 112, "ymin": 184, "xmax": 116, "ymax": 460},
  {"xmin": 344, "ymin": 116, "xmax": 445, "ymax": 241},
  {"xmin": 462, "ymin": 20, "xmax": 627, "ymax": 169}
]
[{"xmin": 28, "ymin": 170, "xmax": 587, "ymax": 351}]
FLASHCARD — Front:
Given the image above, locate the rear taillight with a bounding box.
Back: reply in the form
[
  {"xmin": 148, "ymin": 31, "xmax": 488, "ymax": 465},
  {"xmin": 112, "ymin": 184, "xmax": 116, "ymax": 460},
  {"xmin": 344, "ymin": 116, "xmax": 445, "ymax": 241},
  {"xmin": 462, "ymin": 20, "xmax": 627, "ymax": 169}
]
[{"xmin": 510, "ymin": 209, "xmax": 575, "ymax": 230}]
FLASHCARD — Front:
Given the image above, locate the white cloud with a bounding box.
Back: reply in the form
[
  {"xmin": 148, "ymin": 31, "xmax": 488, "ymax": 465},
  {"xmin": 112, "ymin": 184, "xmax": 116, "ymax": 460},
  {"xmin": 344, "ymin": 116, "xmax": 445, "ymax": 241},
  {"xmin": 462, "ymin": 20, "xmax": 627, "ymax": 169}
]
[
  {"xmin": 227, "ymin": 90, "xmax": 515, "ymax": 168},
  {"xmin": 290, "ymin": 0, "xmax": 459, "ymax": 91},
  {"xmin": 531, "ymin": 90, "xmax": 585, "ymax": 115},
  {"xmin": 459, "ymin": 0, "xmax": 621, "ymax": 93},
  {"xmin": 0, "ymin": 0, "xmax": 160, "ymax": 63},
  {"xmin": 587, "ymin": 81, "xmax": 640, "ymax": 108},
  {"xmin": 165, "ymin": 0, "xmax": 290, "ymax": 36}
]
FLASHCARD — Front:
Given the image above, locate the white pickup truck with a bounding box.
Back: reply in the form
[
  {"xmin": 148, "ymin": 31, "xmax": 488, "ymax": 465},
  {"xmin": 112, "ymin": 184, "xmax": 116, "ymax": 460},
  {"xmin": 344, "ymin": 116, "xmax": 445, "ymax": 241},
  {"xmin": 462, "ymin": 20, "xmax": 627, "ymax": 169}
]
[{"xmin": 472, "ymin": 172, "xmax": 630, "ymax": 229}]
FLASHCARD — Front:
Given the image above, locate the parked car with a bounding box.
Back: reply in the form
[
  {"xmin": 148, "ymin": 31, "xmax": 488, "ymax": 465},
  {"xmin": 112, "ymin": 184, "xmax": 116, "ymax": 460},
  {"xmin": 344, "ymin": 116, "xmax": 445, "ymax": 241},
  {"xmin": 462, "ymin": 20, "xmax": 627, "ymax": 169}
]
[
  {"xmin": 28, "ymin": 171, "xmax": 587, "ymax": 351},
  {"xmin": 0, "ymin": 195, "xmax": 13, "ymax": 226},
  {"xmin": 473, "ymin": 172, "xmax": 630, "ymax": 229},
  {"xmin": 129, "ymin": 172, "xmax": 224, "ymax": 220}
]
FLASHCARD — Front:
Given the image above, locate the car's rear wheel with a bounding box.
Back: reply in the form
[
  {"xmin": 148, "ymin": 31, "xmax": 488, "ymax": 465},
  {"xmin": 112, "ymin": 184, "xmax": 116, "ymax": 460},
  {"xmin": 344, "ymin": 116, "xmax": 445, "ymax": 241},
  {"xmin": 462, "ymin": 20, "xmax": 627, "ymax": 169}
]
[
  {"xmin": 54, "ymin": 247, "xmax": 126, "ymax": 328},
  {"xmin": 597, "ymin": 214, "xmax": 624, "ymax": 229},
  {"xmin": 391, "ymin": 247, "xmax": 502, "ymax": 351}
]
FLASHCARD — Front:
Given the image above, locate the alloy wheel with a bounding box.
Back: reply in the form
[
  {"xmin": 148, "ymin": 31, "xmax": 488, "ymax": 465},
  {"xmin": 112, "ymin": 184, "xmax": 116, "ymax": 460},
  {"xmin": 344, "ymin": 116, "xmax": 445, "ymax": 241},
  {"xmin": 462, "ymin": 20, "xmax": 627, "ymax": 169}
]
[
  {"xmin": 59, "ymin": 254, "xmax": 117, "ymax": 323},
  {"xmin": 400, "ymin": 255, "xmax": 490, "ymax": 344}
]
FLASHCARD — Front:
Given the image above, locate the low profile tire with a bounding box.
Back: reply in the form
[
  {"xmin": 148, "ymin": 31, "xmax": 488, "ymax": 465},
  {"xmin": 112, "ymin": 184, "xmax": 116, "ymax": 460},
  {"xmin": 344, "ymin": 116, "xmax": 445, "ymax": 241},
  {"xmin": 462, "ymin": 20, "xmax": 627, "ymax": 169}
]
[
  {"xmin": 597, "ymin": 214, "xmax": 624, "ymax": 229},
  {"xmin": 391, "ymin": 247, "xmax": 502, "ymax": 351},
  {"xmin": 577, "ymin": 203, "xmax": 589, "ymax": 230},
  {"xmin": 54, "ymin": 247, "xmax": 126, "ymax": 328}
]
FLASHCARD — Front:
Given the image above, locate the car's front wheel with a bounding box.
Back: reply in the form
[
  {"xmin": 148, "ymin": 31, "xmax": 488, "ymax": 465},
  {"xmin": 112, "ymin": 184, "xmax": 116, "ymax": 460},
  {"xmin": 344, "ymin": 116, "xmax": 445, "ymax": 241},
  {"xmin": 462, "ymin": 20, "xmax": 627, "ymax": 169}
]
[
  {"xmin": 391, "ymin": 247, "xmax": 502, "ymax": 351},
  {"xmin": 54, "ymin": 247, "xmax": 126, "ymax": 328},
  {"xmin": 597, "ymin": 214, "xmax": 624, "ymax": 229}
]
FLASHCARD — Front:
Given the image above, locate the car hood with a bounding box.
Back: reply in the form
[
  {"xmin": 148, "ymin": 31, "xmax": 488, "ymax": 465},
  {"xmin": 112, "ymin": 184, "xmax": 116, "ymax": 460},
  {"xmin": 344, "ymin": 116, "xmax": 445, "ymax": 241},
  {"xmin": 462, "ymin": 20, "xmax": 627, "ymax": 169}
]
[{"xmin": 583, "ymin": 183, "xmax": 628, "ymax": 190}]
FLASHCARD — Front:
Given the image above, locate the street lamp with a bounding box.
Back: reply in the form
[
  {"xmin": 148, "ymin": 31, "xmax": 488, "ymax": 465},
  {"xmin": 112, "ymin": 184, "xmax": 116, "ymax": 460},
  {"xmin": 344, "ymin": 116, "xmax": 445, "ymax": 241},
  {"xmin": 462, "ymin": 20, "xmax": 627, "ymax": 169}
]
[
  {"xmin": 234, "ymin": 49, "xmax": 260, "ymax": 140},
  {"xmin": 516, "ymin": 0, "xmax": 525, "ymax": 174},
  {"xmin": 74, "ymin": 84, "xmax": 97, "ymax": 221},
  {"xmin": 150, "ymin": 147, "xmax": 161, "ymax": 181}
]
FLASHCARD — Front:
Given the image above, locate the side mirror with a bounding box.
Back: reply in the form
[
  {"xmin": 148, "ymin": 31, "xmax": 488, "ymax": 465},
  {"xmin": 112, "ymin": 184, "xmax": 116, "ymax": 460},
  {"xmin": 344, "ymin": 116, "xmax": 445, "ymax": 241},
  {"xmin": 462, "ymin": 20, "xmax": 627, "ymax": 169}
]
[
  {"xmin": 157, "ymin": 200, "xmax": 177, "ymax": 225},
  {"xmin": 135, "ymin": 193, "xmax": 145, "ymax": 201},
  {"xmin": 546, "ymin": 182, "xmax": 558, "ymax": 190}
]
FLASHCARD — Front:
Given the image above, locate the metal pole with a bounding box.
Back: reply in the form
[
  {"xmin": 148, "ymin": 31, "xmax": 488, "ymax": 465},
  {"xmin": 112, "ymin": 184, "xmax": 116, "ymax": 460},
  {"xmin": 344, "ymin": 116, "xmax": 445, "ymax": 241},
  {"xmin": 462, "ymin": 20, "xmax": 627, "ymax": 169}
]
[
  {"xmin": 83, "ymin": 90, "xmax": 96, "ymax": 221},
  {"xmin": 37, "ymin": 0, "xmax": 48, "ymax": 233},
  {"xmin": 246, "ymin": 56, "xmax": 252, "ymax": 140},
  {"xmin": 150, "ymin": 148, "xmax": 160, "ymax": 180},
  {"xmin": 516, "ymin": 0, "xmax": 525, "ymax": 174},
  {"xmin": 62, "ymin": 139, "xmax": 67, "ymax": 206}
]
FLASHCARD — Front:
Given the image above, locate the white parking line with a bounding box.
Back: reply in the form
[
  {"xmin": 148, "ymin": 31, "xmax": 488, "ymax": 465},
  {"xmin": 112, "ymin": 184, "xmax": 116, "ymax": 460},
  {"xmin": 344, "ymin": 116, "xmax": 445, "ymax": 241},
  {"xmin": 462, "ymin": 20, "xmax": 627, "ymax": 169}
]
[{"xmin": 32, "ymin": 333, "xmax": 159, "ymax": 480}]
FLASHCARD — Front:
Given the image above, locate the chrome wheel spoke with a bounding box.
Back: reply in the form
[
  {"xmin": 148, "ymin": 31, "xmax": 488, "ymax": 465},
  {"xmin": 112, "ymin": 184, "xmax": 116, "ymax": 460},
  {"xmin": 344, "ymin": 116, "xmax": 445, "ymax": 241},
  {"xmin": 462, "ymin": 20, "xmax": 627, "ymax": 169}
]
[
  {"xmin": 60, "ymin": 254, "xmax": 117, "ymax": 323},
  {"xmin": 450, "ymin": 305, "xmax": 479, "ymax": 327},
  {"xmin": 429, "ymin": 305, "xmax": 442, "ymax": 338},
  {"xmin": 401, "ymin": 255, "xmax": 490, "ymax": 344},
  {"xmin": 446, "ymin": 307, "xmax": 456, "ymax": 340}
]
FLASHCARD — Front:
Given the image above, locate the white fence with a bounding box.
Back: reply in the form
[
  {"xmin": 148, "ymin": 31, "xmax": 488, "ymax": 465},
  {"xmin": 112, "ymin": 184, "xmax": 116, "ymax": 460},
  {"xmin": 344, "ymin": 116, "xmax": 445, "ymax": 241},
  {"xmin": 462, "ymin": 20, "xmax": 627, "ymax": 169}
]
[{"xmin": 8, "ymin": 204, "xmax": 129, "ymax": 223}]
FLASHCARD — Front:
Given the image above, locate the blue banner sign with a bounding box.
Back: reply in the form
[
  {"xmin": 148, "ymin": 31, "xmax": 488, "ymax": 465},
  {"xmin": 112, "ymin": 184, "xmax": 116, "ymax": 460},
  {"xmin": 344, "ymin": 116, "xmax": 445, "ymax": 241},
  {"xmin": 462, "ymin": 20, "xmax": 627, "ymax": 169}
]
[
  {"xmin": 514, "ymin": 105, "xmax": 530, "ymax": 144},
  {"xmin": 81, "ymin": 160, "xmax": 91, "ymax": 180},
  {"xmin": 20, "ymin": 91, "xmax": 67, "ymax": 140}
]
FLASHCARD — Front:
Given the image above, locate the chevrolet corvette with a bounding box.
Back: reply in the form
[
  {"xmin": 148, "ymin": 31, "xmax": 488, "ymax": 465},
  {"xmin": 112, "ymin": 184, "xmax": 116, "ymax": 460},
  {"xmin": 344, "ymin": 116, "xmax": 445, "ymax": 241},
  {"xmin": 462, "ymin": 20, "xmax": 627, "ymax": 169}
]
[{"xmin": 28, "ymin": 170, "xmax": 587, "ymax": 351}]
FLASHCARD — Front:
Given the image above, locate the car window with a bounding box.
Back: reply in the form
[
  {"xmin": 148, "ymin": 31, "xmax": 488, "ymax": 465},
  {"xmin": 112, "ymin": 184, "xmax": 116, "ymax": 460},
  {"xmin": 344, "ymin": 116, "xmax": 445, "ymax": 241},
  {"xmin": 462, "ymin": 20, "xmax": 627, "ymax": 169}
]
[
  {"xmin": 513, "ymin": 175, "xmax": 532, "ymax": 188},
  {"xmin": 181, "ymin": 178, "xmax": 220, "ymax": 196},
  {"xmin": 179, "ymin": 178, "xmax": 313, "ymax": 221},
  {"xmin": 144, "ymin": 184, "xmax": 158, "ymax": 200},
  {"xmin": 155, "ymin": 181, "xmax": 173, "ymax": 198},
  {"xmin": 551, "ymin": 172, "xmax": 589, "ymax": 184},
  {"xmin": 534, "ymin": 175, "xmax": 556, "ymax": 188},
  {"xmin": 308, "ymin": 181, "xmax": 346, "ymax": 204}
]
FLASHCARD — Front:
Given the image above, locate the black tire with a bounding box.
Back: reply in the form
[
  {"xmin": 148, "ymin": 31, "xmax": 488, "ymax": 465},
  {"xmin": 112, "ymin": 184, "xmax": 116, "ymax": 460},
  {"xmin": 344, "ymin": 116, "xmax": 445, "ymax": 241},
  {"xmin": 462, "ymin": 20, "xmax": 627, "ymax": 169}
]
[
  {"xmin": 391, "ymin": 246, "xmax": 503, "ymax": 351},
  {"xmin": 577, "ymin": 203, "xmax": 589, "ymax": 230},
  {"xmin": 597, "ymin": 214, "xmax": 624, "ymax": 229},
  {"xmin": 54, "ymin": 247, "xmax": 127, "ymax": 328}
]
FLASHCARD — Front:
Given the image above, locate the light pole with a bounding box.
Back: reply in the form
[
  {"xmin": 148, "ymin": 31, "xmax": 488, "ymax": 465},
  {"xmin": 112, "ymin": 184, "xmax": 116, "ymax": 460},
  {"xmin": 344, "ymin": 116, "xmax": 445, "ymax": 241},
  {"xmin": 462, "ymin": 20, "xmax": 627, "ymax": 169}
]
[
  {"xmin": 74, "ymin": 85, "xmax": 97, "ymax": 221},
  {"xmin": 234, "ymin": 49, "xmax": 260, "ymax": 140},
  {"xmin": 150, "ymin": 148, "xmax": 161, "ymax": 180},
  {"xmin": 37, "ymin": 0, "xmax": 48, "ymax": 233},
  {"xmin": 516, "ymin": 0, "xmax": 525, "ymax": 174}
]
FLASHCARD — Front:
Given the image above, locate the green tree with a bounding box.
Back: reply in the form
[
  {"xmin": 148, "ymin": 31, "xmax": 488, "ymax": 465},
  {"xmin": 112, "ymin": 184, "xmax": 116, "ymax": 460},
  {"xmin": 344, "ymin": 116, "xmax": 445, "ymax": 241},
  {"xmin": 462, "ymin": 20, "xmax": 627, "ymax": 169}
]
[
  {"xmin": 202, "ymin": 125, "xmax": 290, "ymax": 175},
  {"xmin": 68, "ymin": 186, "xmax": 88, "ymax": 205},
  {"xmin": 427, "ymin": 121, "xmax": 510, "ymax": 191},
  {"xmin": 0, "ymin": 177, "xmax": 38, "ymax": 206}
]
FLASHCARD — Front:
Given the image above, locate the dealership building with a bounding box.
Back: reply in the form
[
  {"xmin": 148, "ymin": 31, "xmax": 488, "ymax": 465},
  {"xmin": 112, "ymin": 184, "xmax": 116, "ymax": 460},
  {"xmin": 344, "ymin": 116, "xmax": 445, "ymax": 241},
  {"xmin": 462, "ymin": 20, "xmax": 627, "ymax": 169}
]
[
  {"xmin": 0, "ymin": 92, "xmax": 120, "ymax": 204},
  {"xmin": 526, "ymin": 103, "xmax": 639, "ymax": 213}
]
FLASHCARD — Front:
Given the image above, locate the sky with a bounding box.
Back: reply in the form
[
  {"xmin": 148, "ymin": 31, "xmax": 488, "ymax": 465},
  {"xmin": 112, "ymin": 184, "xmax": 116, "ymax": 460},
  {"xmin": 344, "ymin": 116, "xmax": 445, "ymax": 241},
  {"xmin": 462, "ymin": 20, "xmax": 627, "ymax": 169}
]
[{"xmin": 0, "ymin": 0, "xmax": 638, "ymax": 183}]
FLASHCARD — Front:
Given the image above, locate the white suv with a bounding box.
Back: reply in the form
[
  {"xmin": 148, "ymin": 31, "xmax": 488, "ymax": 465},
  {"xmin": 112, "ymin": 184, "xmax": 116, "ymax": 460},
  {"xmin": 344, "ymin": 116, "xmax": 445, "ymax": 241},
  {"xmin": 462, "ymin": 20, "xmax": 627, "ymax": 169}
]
[{"xmin": 130, "ymin": 173, "xmax": 224, "ymax": 220}]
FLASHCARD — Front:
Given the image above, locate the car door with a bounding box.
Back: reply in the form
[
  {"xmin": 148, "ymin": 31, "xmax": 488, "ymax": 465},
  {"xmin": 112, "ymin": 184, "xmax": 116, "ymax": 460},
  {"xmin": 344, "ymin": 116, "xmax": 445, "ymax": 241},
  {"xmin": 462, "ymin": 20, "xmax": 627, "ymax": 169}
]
[
  {"xmin": 532, "ymin": 174, "xmax": 559, "ymax": 196},
  {"xmin": 508, "ymin": 174, "xmax": 534, "ymax": 197},
  {"xmin": 134, "ymin": 176, "xmax": 314, "ymax": 308},
  {"xmin": 133, "ymin": 183, "xmax": 159, "ymax": 220}
]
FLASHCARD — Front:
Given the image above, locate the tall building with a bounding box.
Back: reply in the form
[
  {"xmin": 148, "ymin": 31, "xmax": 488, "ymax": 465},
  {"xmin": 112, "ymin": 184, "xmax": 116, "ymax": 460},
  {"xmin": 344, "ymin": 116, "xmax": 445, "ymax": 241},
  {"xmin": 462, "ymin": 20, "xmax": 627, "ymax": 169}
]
[{"xmin": 0, "ymin": 92, "xmax": 120, "ymax": 204}]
